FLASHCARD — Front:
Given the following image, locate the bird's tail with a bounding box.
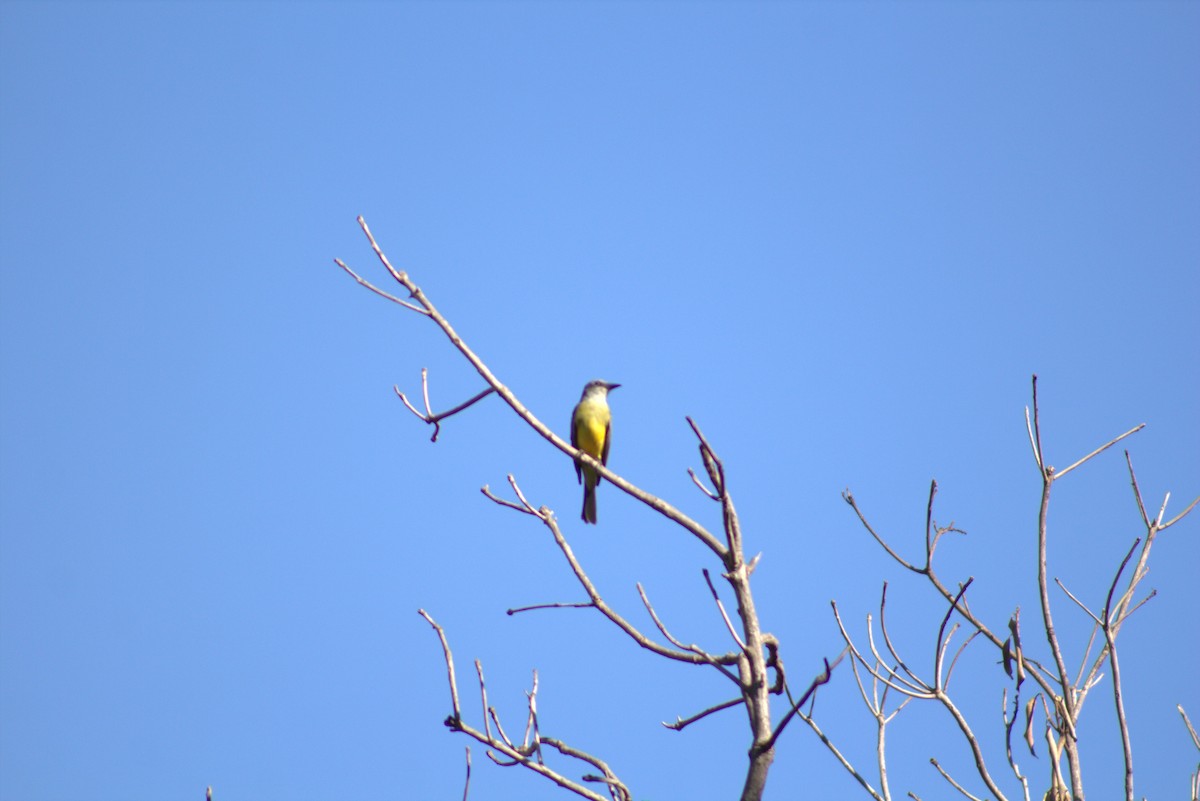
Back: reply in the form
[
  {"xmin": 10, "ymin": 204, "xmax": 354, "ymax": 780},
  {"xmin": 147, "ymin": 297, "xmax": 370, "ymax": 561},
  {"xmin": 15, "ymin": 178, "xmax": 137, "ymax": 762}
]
[{"xmin": 581, "ymin": 471, "xmax": 598, "ymax": 524}]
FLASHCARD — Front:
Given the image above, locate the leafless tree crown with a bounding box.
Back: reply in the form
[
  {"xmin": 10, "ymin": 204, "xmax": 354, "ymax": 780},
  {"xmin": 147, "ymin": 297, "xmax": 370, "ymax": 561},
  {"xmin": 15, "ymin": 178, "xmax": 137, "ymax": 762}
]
[{"xmin": 337, "ymin": 218, "xmax": 1198, "ymax": 801}]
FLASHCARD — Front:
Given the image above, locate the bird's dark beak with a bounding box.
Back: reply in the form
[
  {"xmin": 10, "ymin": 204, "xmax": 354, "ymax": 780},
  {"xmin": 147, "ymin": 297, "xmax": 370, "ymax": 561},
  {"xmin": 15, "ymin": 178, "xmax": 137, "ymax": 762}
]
[{"xmin": 607, "ymin": 382, "xmax": 621, "ymax": 391}]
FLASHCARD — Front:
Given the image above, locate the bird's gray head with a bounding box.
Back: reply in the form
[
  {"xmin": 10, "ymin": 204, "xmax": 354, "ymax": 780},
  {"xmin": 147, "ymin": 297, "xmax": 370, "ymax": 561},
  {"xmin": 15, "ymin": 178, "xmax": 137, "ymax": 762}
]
[{"xmin": 581, "ymin": 379, "xmax": 621, "ymax": 399}]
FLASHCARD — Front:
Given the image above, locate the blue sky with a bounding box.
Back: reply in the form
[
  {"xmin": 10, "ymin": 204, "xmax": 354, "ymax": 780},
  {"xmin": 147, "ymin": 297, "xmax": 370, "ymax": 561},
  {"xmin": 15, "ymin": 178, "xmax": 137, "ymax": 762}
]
[{"xmin": 1, "ymin": 2, "xmax": 1198, "ymax": 800}]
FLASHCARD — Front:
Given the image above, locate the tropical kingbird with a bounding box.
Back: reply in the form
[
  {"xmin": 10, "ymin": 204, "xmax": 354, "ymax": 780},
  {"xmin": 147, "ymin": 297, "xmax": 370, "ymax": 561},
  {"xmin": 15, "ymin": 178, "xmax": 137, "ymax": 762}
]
[{"xmin": 571, "ymin": 380, "xmax": 620, "ymax": 524}]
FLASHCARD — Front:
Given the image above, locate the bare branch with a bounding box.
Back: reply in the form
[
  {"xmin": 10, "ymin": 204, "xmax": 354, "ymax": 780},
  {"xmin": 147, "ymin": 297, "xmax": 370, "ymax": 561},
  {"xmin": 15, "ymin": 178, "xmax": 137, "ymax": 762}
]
[
  {"xmin": 332, "ymin": 257, "xmax": 428, "ymax": 313},
  {"xmin": 1180, "ymin": 705, "xmax": 1200, "ymax": 750},
  {"xmin": 1103, "ymin": 539, "xmax": 1142, "ymax": 624},
  {"xmin": 944, "ymin": 630, "xmax": 980, "ymax": 690},
  {"xmin": 663, "ymin": 697, "xmax": 746, "ymax": 731},
  {"xmin": 1029, "ymin": 374, "xmax": 1046, "ymax": 474},
  {"xmin": 1052, "ymin": 424, "xmax": 1144, "ymax": 481},
  {"xmin": 848, "ymin": 483, "xmax": 1059, "ymax": 702},
  {"xmin": 933, "ymin": 581, "xmax": 973, "ymax": 691},
  {"xmin": 481, "ymin": 484, "xmax": 539, "ymax": 516},
  {"xmin": 339, "ymin": 217, "xmax": 725, "ymax": 554},
  {"xmin": 457, "ymin": 714, "xmax": 614, "ymax": 801},
  {"xmin": 508, "ymin": 602, "xmax": 595, "ymax": 615},
  {"xmin": 1054, "ymin": 578, "xmax": 1102, "ymax": 627},
  {"xmin": 1125, "ymin": 451, "xmax": 1151, "ymax": 529},
  {"xmin": 489, "ymin": 705, "xmax": 517, "ymax": 750},
  {"xmin": 505, "ymin": 474, "xmax": 540, "ymax": 513},
  {"xmin": 1002, "ymin": 689, "xmax": 1032, "ymax": 801},
  {"xmin": 635, "ymin": 583, "xmax": 738, "ymax": 681},
  {"xmin": 419, "ymin": 647, "xmax": 628, "ymax": 801},
  {"xmin": 842, "ymin": 490, "xmax": 924, "ymax": 574},
  {"xmin": 1025, "ymin": 405, "xmax": 1043, "ymax": 473},
  {"xmin": 832, "ymin": 602, "xmax": 925, "ymax": 697},
  {"xmin": 418, "ymin": 609, "xmax": 461, "ymax": 720},
  {"xmin": 1100, "ymin": 539, "xmax": 1142, "ymax": 801},
  {"xmin": 768, "ymin": 647, "xmax": 849, "ymax": 749},
  {"xmin": 474, "ymin": 661, "xmax": 492, "ymax": 741},
  {"xmin": 393, "ymin": 372, "xmax": 496, "ymax": 443},
  {"xmin": 1030, "ymin": 383, "xmax": 1085, "ymax": 795},
  {"xmin": 924, "ymin": 479, "xmax": 937, "ymax": 567},
  {"xmin": 523, "ymin": 670, "xmax": 542, "ymax": 761},
  {"xmin": 1155, "ymin": 491, "xmax": 1171, "ymax": 527},
  {"xmin": 687, "ymin": 417, "xmax": 726, "ymax": 499},
  {"xmin": 542, "ymin": 738, "xmax": 632, "ymax": 801},
  {"xmin": 934, "ymin": 691, "xmax": 1010, "ymax": 801},
  {"xmin": 702, "ymin": 568, "xmax": 748, "ymax": 653},
  {"xmin": 461, "ymin": 747, "xmax": 472, "ymax": 801},
  {"xmin": 930, "ymin": 757, "xmax": 986, "ymax": 801},
  {"xmin": 539, "ymin": 513, "xmax": 730, "ymax": 666},
  {"xmin": 878, "ymin": 582, "xmax": 921, "ymax": 686},
  {"xmin": 687, "ymin": 467, "xmax": 721, "ymax": 500},
  {"xmin": 799, "ymin": 712, "xmax": 886, "ymax": 801},
  {"xmin": 1164, "ymin": 494, "xmax": 1200, "ymax": 530}
]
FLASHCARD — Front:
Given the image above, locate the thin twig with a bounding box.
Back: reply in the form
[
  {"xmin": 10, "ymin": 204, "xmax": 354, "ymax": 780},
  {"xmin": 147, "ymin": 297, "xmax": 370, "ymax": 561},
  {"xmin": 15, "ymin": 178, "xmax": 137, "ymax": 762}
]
[
  {"xmin": 461, "ymin": 747, "xmax": 472, "ymax": 801},
  {"xmin": 481, "ymin": 484, "xmax": 539, "ymax": 516},
  {"xmin": 394, "ymin": 382, "xmax": 496, "ymax": 443},
  {"xmin": 332, "ymin": 258, "xmax": 428, "ymax": 313},
  {"xmin": 933, "ymin": 581, "xmax": 973, "ymax": 691},
  {"xmin": 687, "ymin": 468, "xmax": 721, "ymax": 500},
  {"xmin": 418, "ymin": 609, "xmax": 461, "ymax": 720},
  {"xmin": 767, "ymin": 647, "xmax": 850, "ymax": 749},
  {"xmin": 488, "ymin": 705, "xmax": 517, "ymax": 750},
  {"xmin": 925, "ymin": 480, "xmax": 937, "ymax": 568},
  {"xmin": 932, "ymin": 692, "xmax": 1010, "ymax": 801},
  {"xmin": 799, "ymin": 711, "xmax": 885, "ymax": 801},
  {"xmin": 539, "ymin": 513, "xmax": 731, "ymax": 666},
  {"xmin": 523, "ymin": 670, "xmax": 542, "ymax": 762},
  {"xmin": 1180, "ymin": 705, "xmax": 1200, "ymax": 750},
  {"xmin": 930, "ymin": 757, "xmax": 986, "ymax": 801},
  {"xmin": 944, "ymin": 630, "xmax": 980, "ymax": 690},
  {"xmin": 1054, "ymin": 578, "xmax": 1102, "ymax": 626},
  {"xmin": 475, "ymin": 660, "xmax": 492, "ymax": 741},
  {"xmin": 1025, "ymin": 407, "xmax": 1043, "ymax": 472},
  {"xmin": 1030, "ymin": 374, "xmax": 1045, "ymax": 473},
  {"xmin": 1053, "ymin": 424, "xmax": 1144, "ymax": 480},
  {"xmin": 702, "ymin": 568, "xmax": 748, "ymax": 653},
  {"xmin": 845, "ymin": 482, "xmax": 1059, "ymax": 703},
  {"xmin": 1156, "ymin": 491, "xmax": 1172, "ymax": 527},
  {"xmin": 635, "ymin": 583, "xmax": 736, "ymax": 680},
  {"xmin": 878, "ymin": 583, "xmax": 920, "ymax": 686},
  {"xmin": 508, "ymin": 602, "xmax": 595, "ymax": 615},
  {"xmin": 1164, "ymin": 495, "xmax": 1200, "ymax": 530},
  {"xmin": 662, "ymin": 697, "xmax": 746, "ymax": 731},
  {"xmin": 1101, "ymin": 539, "xmax": 1142, "ymax": 801},
  {"xmin": 542, "ymin": 737, "xmax": 632, "ymax": 801},
  {"xmin": 1125, "ymin": 451, "xmax": 1151, "ymax": 529},
  {"xmin": 842, "ymin": 490, "xmax": 923, "ymax": 574}
]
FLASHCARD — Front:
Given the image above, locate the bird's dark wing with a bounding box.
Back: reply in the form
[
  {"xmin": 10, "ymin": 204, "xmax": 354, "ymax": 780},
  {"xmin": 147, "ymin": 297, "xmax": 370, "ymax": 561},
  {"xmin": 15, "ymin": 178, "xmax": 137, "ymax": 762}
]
[
  {"xmin": 571, "ymin": 407, "xmax": 582, "ymax": 484},
  {"xmin": 601, "ymin": 419, "xmax": 612, "ymax": 467}
]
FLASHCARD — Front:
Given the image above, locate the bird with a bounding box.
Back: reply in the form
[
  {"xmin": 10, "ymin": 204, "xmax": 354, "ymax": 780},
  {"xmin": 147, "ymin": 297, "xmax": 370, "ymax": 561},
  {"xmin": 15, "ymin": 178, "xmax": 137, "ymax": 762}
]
[{"xmin": 570, "ymin": 379, "xmax": 620, "ymax": 524}]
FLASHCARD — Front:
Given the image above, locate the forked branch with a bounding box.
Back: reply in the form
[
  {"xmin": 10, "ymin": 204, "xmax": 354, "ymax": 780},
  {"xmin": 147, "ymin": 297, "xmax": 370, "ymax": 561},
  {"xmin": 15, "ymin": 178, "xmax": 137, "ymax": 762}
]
[{"xmin": 418, "ymin": 609, "xmax": 632, "ymax": 801}]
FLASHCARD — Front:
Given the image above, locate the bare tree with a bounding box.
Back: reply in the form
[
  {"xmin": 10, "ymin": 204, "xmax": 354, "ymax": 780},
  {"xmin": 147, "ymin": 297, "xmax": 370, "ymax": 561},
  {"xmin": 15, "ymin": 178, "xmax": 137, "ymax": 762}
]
[
  {"xmin": 337, "ymin": 217, "xmax": 843, "ymax": 801},
  {"xmin": 336, "ymin": 220, "xmax": 1196, "ymax": 801},
  {"xmin": 816, "ymin": 376, "xmax": 1197, "ymax": 801}
]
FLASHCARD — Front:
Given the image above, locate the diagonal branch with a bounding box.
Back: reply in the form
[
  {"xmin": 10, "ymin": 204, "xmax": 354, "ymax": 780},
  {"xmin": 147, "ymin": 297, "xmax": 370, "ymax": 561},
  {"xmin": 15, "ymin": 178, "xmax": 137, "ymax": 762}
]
[
  {"xmin": 337, "ymin": 216, "xmax": 724, "ymax": 556},
  {"xmin": 663, "ymin": 697, "xmax": 746, "ymax": 731},
  {"xmin": 703, "ymin": 568, "xmax": 748, "ymax": 653},
  {"xmin": 419, "ymin": 609, "xmax": 461, "ymax": 720},
  {"xmin": 1052, "ymin": 424, "xmax": 1144, "ymax": 481}
]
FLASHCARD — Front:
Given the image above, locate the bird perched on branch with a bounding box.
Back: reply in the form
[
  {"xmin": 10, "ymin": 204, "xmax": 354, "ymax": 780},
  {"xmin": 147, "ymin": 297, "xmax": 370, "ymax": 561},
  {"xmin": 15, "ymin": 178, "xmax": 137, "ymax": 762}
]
[{"xmin": 571, "ymin": 380, "xmax": 620, "ymax": 524}]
